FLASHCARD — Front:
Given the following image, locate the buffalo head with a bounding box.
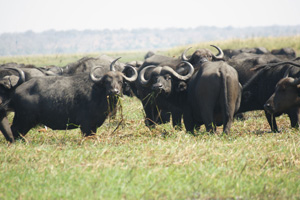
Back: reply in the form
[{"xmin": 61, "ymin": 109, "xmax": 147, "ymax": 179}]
[
  {"xmin": 90, "ymin": 57, "xmax": 138, "ymax": 96},
  {"xmin": 0, "ymin": 67, "xmax": 25, "ymax": 106},
  {"xmin": 264, "ymin": 73, "xmax": 300, "ymax": 114},
  {"xmin": 138, "ymin": 61, "xmax": 194, "ymax": 96},
  {"xmin": 181, "ymin": 45, "xmax": 224, "ymax": 65}
]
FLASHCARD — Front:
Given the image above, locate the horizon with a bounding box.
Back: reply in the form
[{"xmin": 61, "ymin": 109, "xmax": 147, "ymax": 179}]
[{"xmin": 1, "ymin": 24, "xmax": 300, "ymax": 35}]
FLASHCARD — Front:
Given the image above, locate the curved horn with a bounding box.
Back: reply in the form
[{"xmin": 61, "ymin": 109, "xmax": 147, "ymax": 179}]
[
  {"xmin": 161, "ymin": 61, "xmax": 194, "ymax": 81},
  {"xmin": 4, "ymin": 67, "xmax": 26, "ymax": 85},
  {"xmin": 138, "ymin": 65, "xmax": 158, "ymax": 86},
  {"xmin": 211, "ymin": 45, "xmax": 224, "ymax": 60},
  {"xmin": 122, "ymin": 65, "xmax": 138, "ymax": 82},
  {"xmin": 181, "ymin": 47, "xmax": 192, "ymax": 61},
  {"xmin": 110, "ymin": 57, "xmax": 121, "ymax": 71},
  {"xmin": 89, "ymin": 66, "xmax": 103, "ymax": 82}
]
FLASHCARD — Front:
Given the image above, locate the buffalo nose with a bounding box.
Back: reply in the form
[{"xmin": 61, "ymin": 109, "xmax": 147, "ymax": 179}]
[
  {"xmin": 152, "ymin": 83, "xmax": 163, "ymax": 90},
  {"xmin": 111, "ymin": 88, "xmax": 120, "ymax": 95}
]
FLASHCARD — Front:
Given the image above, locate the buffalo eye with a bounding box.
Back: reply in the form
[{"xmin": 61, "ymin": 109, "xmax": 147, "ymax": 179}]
[{"xmin": 165, "ymin": 75, "xmax": 171, "ymax": 80}]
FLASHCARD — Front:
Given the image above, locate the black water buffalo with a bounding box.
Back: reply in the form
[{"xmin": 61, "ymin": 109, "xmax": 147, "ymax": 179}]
[
  {"xmin": 138, "ymin": 61, "xmax": 194, "ymax": 128},
  {"xmin": 226, "ymin": 52, "xmax": 283, "ymax": 85},
  {"xmin": 0, "ymin": 63, "xmax": 57, "ymax": 80},
  {"xmin": 240, "ymin": 62, "xmax": 300, "ymax": 132},
  {"xmin": 0, "ymin": 64, "xmax": 58, "ymax": 142},
  {"xmin": 134, "ymin": 46, "xmax": 222, "ymax": 128},
  {"xmin": 134, "ymin": 53, "xmax": 185, "ymax": 127},
  {"xmin": 271, "ymin": 47, "xmax": 296, "ymax": 60},
  {"xmin": 223, "ymin": 47, "xmax": 269, "ymax": 59},
  {"xmin": 264, "ymin": 70, "xmax": 300, "ymax": 115},
  {"xmin": 184, "ymin": 60, "xmax": 242, "ymax": 134},
  {"xmin": 60, "ymin": 55, "xmax": 126, "ymax": 75},
  {"xmin": 0, "ymin": 60, "xmax": 138, "ymax": 143},
  {"xmin": 223, "ymin": 47, "xmax": 296, "ymax": 61},
  {"xmin": 181, "ymin": 45, "xmax": 225, "ymax": 65}
]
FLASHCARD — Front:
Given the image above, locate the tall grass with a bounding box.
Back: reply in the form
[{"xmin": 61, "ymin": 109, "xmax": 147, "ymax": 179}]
[{"xmin": 0, "ymin": 36, "xmax": 300, "ymax": 199}]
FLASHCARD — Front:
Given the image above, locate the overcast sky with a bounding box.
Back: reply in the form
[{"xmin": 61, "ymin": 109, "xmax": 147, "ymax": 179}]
[{"xmin": 0, "ymin": 0, "xmax": 299, "ymax": 34}]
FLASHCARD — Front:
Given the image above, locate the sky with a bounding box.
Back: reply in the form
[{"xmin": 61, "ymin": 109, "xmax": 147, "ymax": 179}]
[{"xmin": 0, "ymin": 0, "xmax": 300, "ymax": 34}]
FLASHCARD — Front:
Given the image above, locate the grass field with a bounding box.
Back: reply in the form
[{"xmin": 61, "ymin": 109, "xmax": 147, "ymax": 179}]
[{"xmin": 0, "ymin": 36, "xmax": 300, "ymax": 199}]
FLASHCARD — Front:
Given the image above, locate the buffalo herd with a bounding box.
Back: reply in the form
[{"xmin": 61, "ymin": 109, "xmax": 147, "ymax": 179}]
[{"xmin": 0, "ymin": 45, "xmax": 299, "ymax": 143}]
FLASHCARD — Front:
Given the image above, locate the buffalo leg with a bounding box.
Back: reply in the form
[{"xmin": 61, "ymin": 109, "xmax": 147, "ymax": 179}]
[
  {"xmin": 171, "ymin": 110, "xmax": 182, "ymax": 129},
  {"xmin": 0, "ymin": 115, "xmax": 14, "ymax": 143},
  {"xmin": 223, "ymin": 117, "xmax": 233, "ymax": 134},
  {"xmin": 160, "ymin": 110, "xmax": 171, "ymax": 124},
  {"xmin": 80, "ymin": 126, "xmax": 97, "ymax": 136},
  {"xmin": 200, "ymin": 106, "xmax": 215, "ymax": 133},
  {"xmin": 183, "ymin": 107, "xmax": 196, "ymax": 134},
  {"xmin": 264, "ymin": 111, "xmax": 278, "ymax": 132},
  {"xmin": 287, "ymin": 108, "xmax": 299, "ymax": 128},
  {"xmin": 222, "ymin": 104, "xmax": 235, "ymax": 134},
  {"xmin": 80, "ymin": 116, "xmax": 106, "ymax": 136},
  {"xmin": 11, "ymin": 114, "xmax": 36, "ymax": 140}
]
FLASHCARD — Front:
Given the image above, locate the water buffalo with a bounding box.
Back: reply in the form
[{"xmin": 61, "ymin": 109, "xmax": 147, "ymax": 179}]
[
  {"xmin": 181, "ymin": 45, "xmax": 225, "ymax": 65},
  {"xmin": 133, "ymin": 53, "xmax": 186, "ymax": 127},
  {"xmin": 184, "ymin": 60, "xmax": 242, "ymax": 134},
  {"xmin": 223, "ymin": 47, "xmax": 296, "ymax": 61},
  {"xmin": 226, "ymin": 52, "xmax": 282, "ymax": 85},
  {"xmin": 1, "ymin": 59, "xmax": 138, "ymax": 143},
  {"xmin": 241, "ymin": 62, "xmax": 300, "ymax": 132},
  {"xmin": 0, "ymin": 63, "xmax": 63, "ymax": 142},
  {"xmin": 271, "ymin": 47, "xmax": 296, "ymax": 60},
  {"xmin": 60, "ymin": 55, "xmax": 126, "ymax": 76},
  {"xmin": 264, "ymin": 70, "xmax": 300, "ymax": 115},
  {"xmin": 134, "ymin": 46, "xmax": 221, "ymax": 128},
  {"xmin": 0, "ymin": 63, "xmax": 58, "ymax": 80},
  {"xmin": 138, "ymin": 61, "xmax": 194, "ymax": 128}
]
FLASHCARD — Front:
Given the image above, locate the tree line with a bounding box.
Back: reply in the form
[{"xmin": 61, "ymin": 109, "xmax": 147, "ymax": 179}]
[{"xmin": 0, "ymin": 25, "xmax": 300, "ymax": 56}]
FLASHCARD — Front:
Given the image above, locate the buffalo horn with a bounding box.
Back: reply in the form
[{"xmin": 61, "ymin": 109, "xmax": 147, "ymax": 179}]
[
  {"xmin": 110, "ymin": 57, "xmax": 122, "ymax": 71},
  {"xmin": 122, "ymin": 65, "xmax": 138, "ymax": 82},
  {"xmin": 161, "ymin": 61, "xmax": 194, "ymax": 81},
  {"xmin": 181, "ymin": 47, "xmax": 192, "ymax": 61},
  {"xmin": 138, "ymin": 65, "xmax": 158, "ymax": 86},
  {"xmin": 90, "ymin": 66, "xmax": 103, "ymax": 82},
  {"xmin": 4, "ymin": 67, "xmax": 26, "ymax": 85},
  {"xmin": 211, "ymin": 45, "xmax": 224, "ymax": 60}
]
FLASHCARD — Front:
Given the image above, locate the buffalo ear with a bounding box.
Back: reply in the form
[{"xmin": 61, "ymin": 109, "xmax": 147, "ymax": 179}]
[
  {"xmin": 0, "ymin": 75, "xmax": 20, "ymax": 89},
  {"xmin": 176, "ymin": 81, "xmax": 187, "ymax": 92}
]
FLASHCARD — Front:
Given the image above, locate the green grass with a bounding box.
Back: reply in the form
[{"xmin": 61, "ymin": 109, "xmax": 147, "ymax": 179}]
[{"xmin": 0, "ymin": 36, "xmax": 300, "ymax": 199}]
